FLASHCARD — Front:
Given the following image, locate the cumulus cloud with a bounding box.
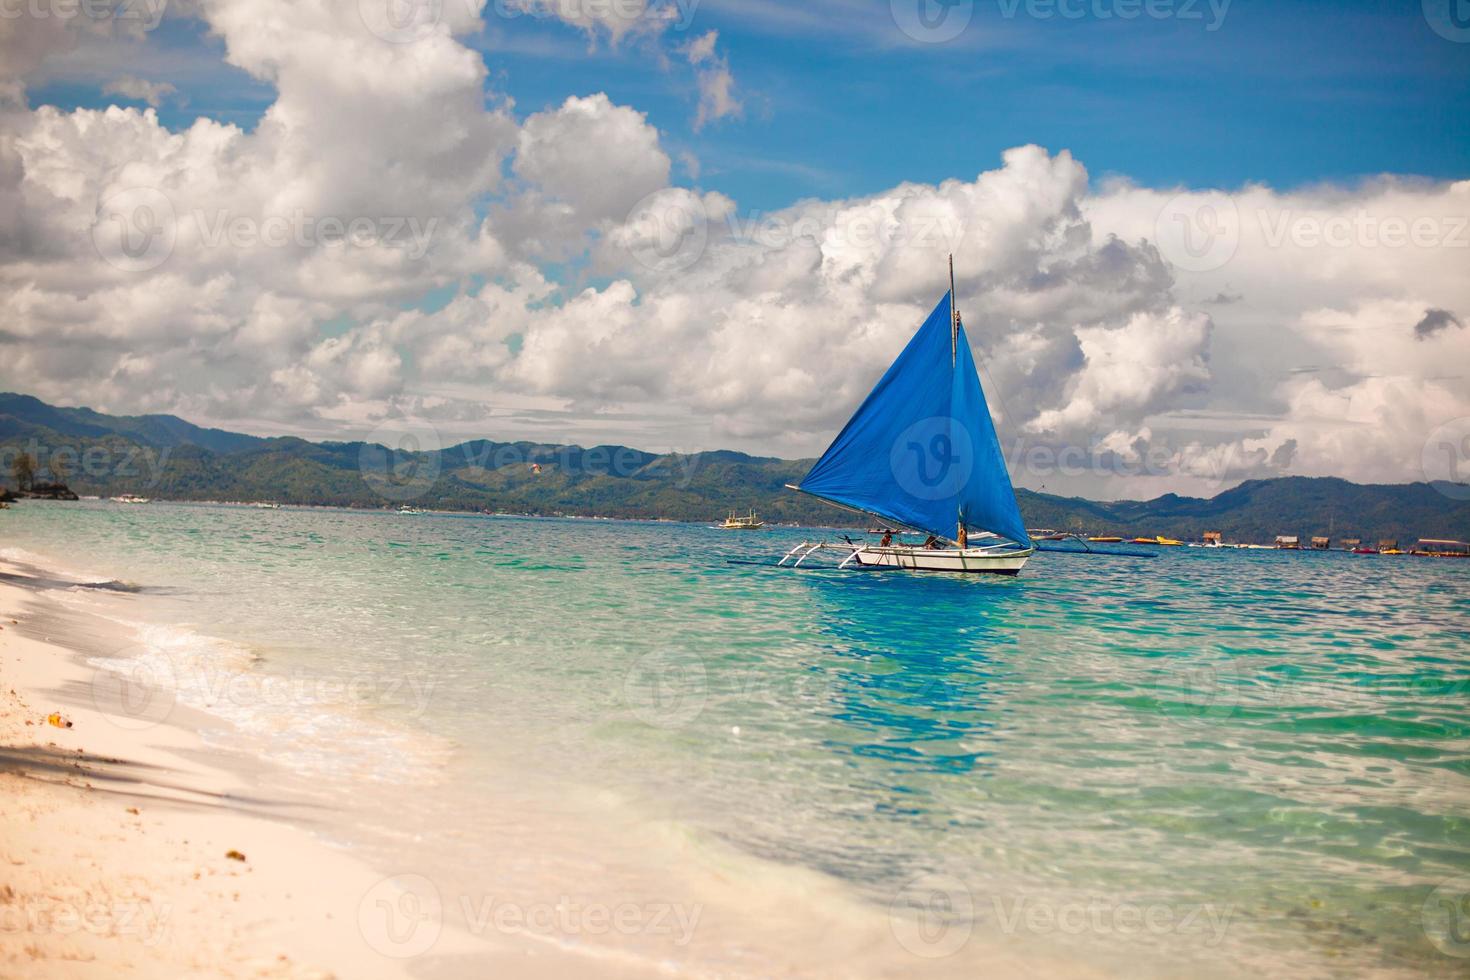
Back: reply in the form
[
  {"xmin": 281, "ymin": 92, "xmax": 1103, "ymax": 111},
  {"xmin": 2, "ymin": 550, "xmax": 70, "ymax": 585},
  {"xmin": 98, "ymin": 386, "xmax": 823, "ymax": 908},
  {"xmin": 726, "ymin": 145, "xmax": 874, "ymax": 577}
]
[
  {"xmin": 0, "ymin": 0, "xmax": 519, "ymax": 422},
  {"xmin": 683, "ymin": 30, "xmax": 741, "ymax": 131},
  {"xmin": 1027, "ymin": 308, "xmax": 1212, "ymax": 436},
  {"xmin": 506, "ymin": 0, "xmax": 685, "ymax": 46},
  {"xmin": 499, "ymin": 94, "xmax": 672, "ymax": 256},
  {"xmin": 0, "ymin": 0, "xmax": 163, "ymax": 105},
  {"xmin": 1, "ymin": 2, "xmax": 1467, "ymax": 501},
  {"xmin": 101, "ymin": 76, "xmax": 177, "ymax": 108}
]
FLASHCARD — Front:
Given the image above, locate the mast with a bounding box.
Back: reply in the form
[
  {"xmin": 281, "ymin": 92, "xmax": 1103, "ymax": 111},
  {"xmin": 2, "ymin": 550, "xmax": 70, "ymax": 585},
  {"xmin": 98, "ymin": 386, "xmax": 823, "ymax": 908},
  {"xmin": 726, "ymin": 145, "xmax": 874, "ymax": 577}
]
[
  {"xmin": 949, "ymin": 253, "xmax": 966, "ymax": 548},
  {"xmin": 949, "ymin": 253, "xmax": 958, "ymax": 363}
]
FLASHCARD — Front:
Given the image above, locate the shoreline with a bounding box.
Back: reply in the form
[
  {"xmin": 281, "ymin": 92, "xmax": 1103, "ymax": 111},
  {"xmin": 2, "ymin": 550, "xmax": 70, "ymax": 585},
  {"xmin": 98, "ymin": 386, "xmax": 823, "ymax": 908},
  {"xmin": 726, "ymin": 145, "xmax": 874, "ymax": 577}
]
[
  {"xmin": 0, "ymin": 553, "xmax": 647, "ymax": 979},
  {"xmin": 0, "ymin": 545, "xmax": 1105, "ymax": 980},
  {"xmin": 6, "ymin": 511, "xmax": 1443, "ymax": 978}
]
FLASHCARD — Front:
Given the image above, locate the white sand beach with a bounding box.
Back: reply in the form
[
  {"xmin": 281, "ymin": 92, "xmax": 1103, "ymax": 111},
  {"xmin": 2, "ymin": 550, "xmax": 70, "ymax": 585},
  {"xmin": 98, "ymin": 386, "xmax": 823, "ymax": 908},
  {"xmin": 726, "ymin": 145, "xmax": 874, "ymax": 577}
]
[{"xmin": 0, "ymin": 555, "xmax": 653, "ymax": 979}]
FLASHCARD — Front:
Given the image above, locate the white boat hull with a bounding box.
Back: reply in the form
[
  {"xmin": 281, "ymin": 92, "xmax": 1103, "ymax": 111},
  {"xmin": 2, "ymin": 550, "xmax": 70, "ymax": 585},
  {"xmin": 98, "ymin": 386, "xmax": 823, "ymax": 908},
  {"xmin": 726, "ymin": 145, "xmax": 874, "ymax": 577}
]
[{"xmin": 852, "ymin": 545, "xmax": 1031, "ymax": 575}]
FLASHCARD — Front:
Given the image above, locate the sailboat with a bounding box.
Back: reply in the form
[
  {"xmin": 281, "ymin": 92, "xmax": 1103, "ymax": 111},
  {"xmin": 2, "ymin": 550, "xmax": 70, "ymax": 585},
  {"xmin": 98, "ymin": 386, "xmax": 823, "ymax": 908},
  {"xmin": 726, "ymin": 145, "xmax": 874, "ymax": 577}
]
[{"xmin": 778, "ymin": 257, "xmax": 1033, "ymax": 575}]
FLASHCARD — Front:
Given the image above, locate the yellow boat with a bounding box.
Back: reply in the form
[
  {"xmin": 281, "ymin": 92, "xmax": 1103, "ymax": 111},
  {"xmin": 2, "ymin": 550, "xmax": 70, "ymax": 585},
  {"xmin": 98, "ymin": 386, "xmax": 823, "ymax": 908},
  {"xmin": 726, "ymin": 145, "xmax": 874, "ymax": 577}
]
[
  {"xmin": 1088, "ymin": 536, "xmax": 1123, "ymax": 543},
  {"xmin": 1154, "ymin": 535, "xmax": 1183, "ymax": 546}
]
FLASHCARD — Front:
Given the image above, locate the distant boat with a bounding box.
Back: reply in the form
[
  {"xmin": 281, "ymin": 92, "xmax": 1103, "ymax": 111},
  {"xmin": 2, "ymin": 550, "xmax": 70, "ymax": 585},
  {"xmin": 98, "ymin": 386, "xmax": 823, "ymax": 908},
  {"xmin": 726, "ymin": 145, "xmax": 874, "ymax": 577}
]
[
  {"xmin": 1416, "ymin": 538, "xmax": 1470, "ymax": 557},
  {"xmin": 778, "ymin": 257, "xmax": 1033, "ymax": 575},
  {"xmin": 250, "ymin": 501, "xmax": 281, "ymax": 509},
  {"xmin": 718, "ymin": 509, "xmax": 765, "ymax": 530},
  {"xmin": 397, "ymin": 505, "xmax": 424, "ymax": 515},
  {"xmin": 1088, "ymin": 536, "xmax": 1124, "ymax": 543},
  {"xmin": 111, "ymin": 494, "xmax": 150, "ymax": 504},
  {"xmin": 1131, "ymin": 535, "xmax": 1183, "ymax": 546}
]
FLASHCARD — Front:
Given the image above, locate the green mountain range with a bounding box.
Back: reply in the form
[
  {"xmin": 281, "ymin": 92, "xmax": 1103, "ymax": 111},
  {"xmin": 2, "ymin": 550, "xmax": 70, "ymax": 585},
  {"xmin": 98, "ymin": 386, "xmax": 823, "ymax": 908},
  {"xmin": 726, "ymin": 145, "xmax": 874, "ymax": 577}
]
[{"xmin": 1, "ymin": 393, "xmax": 1466, "ymax": 544}]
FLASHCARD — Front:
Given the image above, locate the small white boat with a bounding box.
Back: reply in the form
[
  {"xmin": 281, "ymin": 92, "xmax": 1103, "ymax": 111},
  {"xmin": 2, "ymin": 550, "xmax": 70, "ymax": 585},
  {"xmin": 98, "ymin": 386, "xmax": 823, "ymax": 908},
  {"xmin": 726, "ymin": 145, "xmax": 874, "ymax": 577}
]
[
  {"xmin": 718, "ymin": 510, "xmax": 765, "ymax": 530},
  {"xmin": 781, "ymin": 537, "xmax": 1032, "ymax": 575},
  {"xmin": 397, "ymin": 505, "xmax": 424, "ymax": 515},
  {"xmin": 111, "ymin": 494, "xmax": 151, "ymax": 504},
  {"xmin": 250, "ymin": 501, "xmax": 281, "ymax": 509},
  {"xmin": 778, "ymin": 256, "xmax": 1033, "ymax": 576}
]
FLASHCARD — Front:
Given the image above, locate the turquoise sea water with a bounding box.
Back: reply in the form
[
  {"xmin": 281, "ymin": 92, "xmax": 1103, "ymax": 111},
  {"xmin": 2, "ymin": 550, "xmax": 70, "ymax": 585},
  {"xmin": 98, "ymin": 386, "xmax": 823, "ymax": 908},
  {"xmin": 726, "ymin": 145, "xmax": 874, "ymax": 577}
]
[{"xmin": 3, "ymin": 501, "xmax": 1469, "ymax": 977}]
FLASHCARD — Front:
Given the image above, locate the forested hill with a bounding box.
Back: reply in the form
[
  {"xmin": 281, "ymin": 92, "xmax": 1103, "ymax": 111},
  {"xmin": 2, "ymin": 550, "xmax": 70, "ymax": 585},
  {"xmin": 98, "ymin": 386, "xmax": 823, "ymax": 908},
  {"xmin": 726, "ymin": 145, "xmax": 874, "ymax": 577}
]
[{"xmin": 1, "ymin": 393, "xmax": 1466, "ymax": 543}]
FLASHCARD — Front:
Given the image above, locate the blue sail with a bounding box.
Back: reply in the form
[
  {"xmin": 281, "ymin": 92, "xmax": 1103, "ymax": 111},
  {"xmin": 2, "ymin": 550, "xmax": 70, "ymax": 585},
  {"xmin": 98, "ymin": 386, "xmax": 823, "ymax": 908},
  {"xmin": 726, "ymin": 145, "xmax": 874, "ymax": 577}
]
[{"xmin": 797, "ymin": 292, "xmax": 1030, "ymax": 546}]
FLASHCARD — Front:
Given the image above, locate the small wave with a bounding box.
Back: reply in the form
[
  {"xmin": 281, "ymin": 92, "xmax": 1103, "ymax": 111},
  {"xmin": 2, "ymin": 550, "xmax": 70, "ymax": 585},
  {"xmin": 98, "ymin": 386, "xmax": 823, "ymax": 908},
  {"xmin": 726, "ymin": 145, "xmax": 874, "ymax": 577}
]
[
  {"xmin": 89, "ymin": 619, "xmax": 455, "ymax": 787},
  {"xmin": 0, "ymin": 546, "xmax": 161, "ymax": 592}
]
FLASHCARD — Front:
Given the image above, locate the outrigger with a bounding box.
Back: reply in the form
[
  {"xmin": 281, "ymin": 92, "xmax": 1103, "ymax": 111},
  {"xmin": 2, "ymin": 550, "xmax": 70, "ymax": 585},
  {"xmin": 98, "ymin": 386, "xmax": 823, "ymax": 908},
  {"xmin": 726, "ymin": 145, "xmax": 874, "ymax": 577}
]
[{"xmin": 777, "ymin": 256, "xmax": 1034, "ymax": 575}]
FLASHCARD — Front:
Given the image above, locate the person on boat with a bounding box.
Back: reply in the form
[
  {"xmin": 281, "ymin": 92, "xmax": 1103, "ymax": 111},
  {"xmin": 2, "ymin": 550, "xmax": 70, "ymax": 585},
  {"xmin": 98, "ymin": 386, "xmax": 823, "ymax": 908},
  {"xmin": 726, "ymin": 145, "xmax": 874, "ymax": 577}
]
[
  {"xmin": 923, "ymin": 534, "xmax": 941, "ymax": 549},
  {"xmin": 957, "ymin": 526, "xmax": 967, "ymax": 549},
  {"xmin": 879, "ymin": 531, "xmax": 893, "ymax": 547}
]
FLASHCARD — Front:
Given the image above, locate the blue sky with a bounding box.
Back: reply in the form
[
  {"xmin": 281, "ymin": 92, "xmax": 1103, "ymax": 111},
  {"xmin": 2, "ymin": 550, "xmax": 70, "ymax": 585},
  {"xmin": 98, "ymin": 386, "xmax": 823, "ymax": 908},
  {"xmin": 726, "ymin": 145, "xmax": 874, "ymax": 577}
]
[
  {"xmin": 30, "ymin": 0, "xmax": 1470, "ymax": 211},
  {"xmin": 7, "ymin": 0, "xmax": 1468, "ymax": 495}
]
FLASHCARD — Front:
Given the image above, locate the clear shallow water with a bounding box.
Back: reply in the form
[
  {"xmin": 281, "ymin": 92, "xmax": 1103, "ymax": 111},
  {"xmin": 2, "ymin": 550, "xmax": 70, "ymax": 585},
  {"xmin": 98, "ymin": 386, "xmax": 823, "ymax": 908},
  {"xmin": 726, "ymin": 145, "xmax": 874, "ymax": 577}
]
[{"xmin": 3, "ymin": 501, "xmax": 1469, "ymax": 976}]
